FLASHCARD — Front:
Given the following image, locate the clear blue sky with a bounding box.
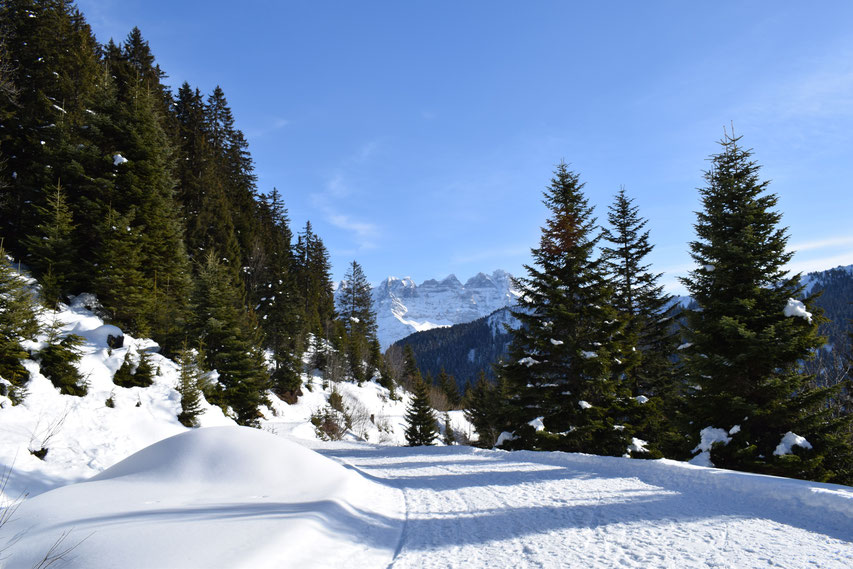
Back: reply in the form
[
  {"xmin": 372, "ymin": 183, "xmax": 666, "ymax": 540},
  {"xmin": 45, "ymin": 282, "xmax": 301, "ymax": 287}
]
[{"xmin": 76, "ymin": 1, "xmax": 853, "ymax": 292}]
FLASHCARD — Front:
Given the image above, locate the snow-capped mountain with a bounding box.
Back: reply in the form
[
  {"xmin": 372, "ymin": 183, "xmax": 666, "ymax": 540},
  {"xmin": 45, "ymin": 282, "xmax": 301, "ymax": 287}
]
[{"xmin": 358, "ymin": 270, "xmax": 521, "ymax": 349}]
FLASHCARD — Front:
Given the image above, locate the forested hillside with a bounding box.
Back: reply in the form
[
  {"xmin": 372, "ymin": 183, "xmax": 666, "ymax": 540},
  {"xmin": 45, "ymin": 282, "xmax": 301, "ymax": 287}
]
[{"xmin": 0, "ymin": 0, "xmax": 381, "ymax": 425}]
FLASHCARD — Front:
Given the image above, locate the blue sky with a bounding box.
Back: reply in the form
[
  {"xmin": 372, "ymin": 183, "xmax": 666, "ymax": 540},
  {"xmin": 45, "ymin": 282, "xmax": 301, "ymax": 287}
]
[{"xmin": 76, "ymin": 1, "xmax": 853, "ymax": 292}]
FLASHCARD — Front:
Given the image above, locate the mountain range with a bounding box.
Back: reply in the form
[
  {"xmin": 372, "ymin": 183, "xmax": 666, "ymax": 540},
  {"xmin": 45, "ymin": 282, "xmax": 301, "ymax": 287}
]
[
  {"xmin": 390, "ymin": 264, "xmax": 853, "ymax": 389},
  {"xmin": 336, "ymin": 270, "xmax": 521, "ymax": 349}
]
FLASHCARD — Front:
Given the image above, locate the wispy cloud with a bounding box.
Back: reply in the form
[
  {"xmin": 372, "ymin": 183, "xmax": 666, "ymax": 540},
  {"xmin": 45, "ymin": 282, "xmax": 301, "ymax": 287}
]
[
  {"xmin": 451, "ymin": 246, "xmax": 529, "ymax": 266},
  {"xmin": 310, "ymin": 168, "xmax": 380, "ymax": 251},
  {"xmin": 789, "ymin": 235, "xmax": 853, "ymax": 252},
  {"xmin": 327, "ymin": 213, "xmax": 379, "ymax": 250},
  {"xmin": 245, "ymin": 117, "xmax": 290, "ymax": 139}
]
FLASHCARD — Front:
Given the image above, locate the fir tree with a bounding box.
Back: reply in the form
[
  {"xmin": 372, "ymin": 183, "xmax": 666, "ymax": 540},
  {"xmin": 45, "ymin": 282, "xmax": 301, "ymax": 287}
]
[
  {"xmin": 0, "ymin": 243, "xmax": 40, "ymax": 402},
  {"xmin": 437, "ymin": 368, "xmax": 461, "ymax": 408},
  {"xmin": 112, "ymin": 349, "xmax": 154, "ymax": 388},
  {"xmin": 22, "ymin": 180, "xmax": 76, "ymax": 305},
  {"xmin": 176, "ymin": 344, "xmax": 204, "ymax": 428},
  {"xmin": 404, "ymin": 378, "xmax": 438, "ymax": 446},
  {"xmin": 36, "ymin": 311, "xmax": 86, "ymax": 396},
  {"xmin": 680, "ymin": 132, "xmax": 851, "ymax": 483},
  {"xmin": 442, "ymin": 412, "xmax": 456, "ymax": 445},
  {"xmin": 463, "ymin": 371, "xmax": 506, "ymax": 448},
  {"xmin": 601, "ymin": 186, "xmax": 680, "ymax": 456},
  {"xmin": 498, "ymin": 163, "xmax": 640, "ymax": 456},
  {"xmin": 191, "ymin": 252, "xmax": 269, "ymax": 426}
]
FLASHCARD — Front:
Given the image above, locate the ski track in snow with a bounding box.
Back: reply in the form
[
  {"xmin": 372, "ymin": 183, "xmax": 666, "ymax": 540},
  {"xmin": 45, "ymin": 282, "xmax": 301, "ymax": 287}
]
[{"xmin": 309, "ymin": 441, "xmax": 852, "ymax": 569}]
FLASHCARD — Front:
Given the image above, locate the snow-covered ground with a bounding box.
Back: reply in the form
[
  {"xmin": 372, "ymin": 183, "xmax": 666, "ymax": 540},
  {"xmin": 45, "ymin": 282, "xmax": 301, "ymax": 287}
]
[
  {"xmin": 1, "ymin": 289, "xmax": 852, "ymax": 568},
  {"xmin": 4, "ymin": 428, "xmax": 852, "ymax": 569}
]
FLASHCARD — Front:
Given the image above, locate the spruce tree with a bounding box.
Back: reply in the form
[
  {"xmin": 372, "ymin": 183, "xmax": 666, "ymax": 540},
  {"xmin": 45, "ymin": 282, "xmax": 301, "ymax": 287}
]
[
  {"xmin": 601, "ymin": 186, "xmax": 680, "ymax": 456},
  {"xmin": 0, "ymin": 243, "xmax": 40, "ymax": 402},
  {"xmin": 22, "ymin": 180, "xmax": 76, "ymax": 306},
  {"xmin": 681, "ymin": 132, "xmax": 851, "ymax": 482},
  {"xmin": 36, "ymin": 312, "xmax": 86, "ymax": 396},
  {"xmin": 176, "ymin": 344, "xmax": 204, "ymax": 428},
  {"xmin": 464, "ymin": 371, "xmax": 506, "ymax": 448},
  {"xmin": 191, "ymin": 252, "xmax": 269, "ymax": 426},
  {"xmin": 404, "ymin": 378, "xmax": 438, "ymax": 446},
  {"xmin": 339, "ymin": 260, "xmax": 377, "ymax": 384},
  {"xmin": 498, "ymin": 163, "xmax": 639, "ymax": 456}
]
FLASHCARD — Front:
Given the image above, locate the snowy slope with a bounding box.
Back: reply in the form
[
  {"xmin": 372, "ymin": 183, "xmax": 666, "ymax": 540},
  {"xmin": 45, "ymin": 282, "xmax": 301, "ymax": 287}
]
[
  {"xmin": 5, "ymin": 431, "xmax": 852, "ymax": 568},
  {"xmin": 3, "ymin": 427, "xmax": 402, "ymax": 569},
  {"xmin": 354, "ymin": 270, "xmax": 520, "ymax": 349}
]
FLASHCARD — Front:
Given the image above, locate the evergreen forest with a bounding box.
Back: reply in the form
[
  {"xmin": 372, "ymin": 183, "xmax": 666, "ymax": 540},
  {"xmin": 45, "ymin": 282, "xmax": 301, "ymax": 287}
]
[{"xmin": 1, "ymin": 1, "xmax": 851, "ymax": 485}]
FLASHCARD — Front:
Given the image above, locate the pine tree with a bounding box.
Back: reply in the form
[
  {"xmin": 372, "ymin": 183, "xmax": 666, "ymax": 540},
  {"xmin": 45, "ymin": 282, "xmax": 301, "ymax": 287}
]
[
  {"xmin": 112, "ymin": 349, "xmax": 154, "ymax": 388},
  {"xmin": 498, "ymin": 163, "xmax": 639, "ymax": 456},
  {"xmin": 404, "ymin": 378, "xmax": 438, "ymax": 446},
  {"xmin": 601, "ymin": 186, "xmax": 680, "ymax": 456},
  {"xmin": 681, "ymin": 132, "xmax": 851, "ymax": 483},
  {"xmin": 176, "ymin": 344, "xmax": 204, "ymax": 428},
  {"xmin": 442, "ymin": 412, "xmax": 456, "ymax": 445},
  {"xmin": 191, "ymin": 252, "xmax": 269, "ymax": 426},
  {"xmin": 463, "ymin": 371, "xmax": 506, "ymax": 448},
  {"xmin": 339, "ymin": 260, "xmax": 377, "ymax": 384},
  {"xmin": 22, "ymin": 180, "xmax": 76, "ymax": 306},
  {"xmin": 35, "ymin": 311, "xmax": 86, "ymax": 396},
  {"xmin": 437, "ymin": 368, "xmax": 461, "ymax": 408},
  {"xmin": 0, "ymin": 243, "xmax": 40, "ymax": 402},
  {"xmin": 294, "ymin": 221, "xmax": 335, "ymax": 338}
]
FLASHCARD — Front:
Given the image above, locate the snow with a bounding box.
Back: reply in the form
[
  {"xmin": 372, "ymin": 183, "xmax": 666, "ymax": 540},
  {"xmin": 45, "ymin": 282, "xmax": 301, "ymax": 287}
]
[
  {"xmin": 634, "ymin": 395, "xmax": 649, "ymax": 404},
  {"xmin": 677, "ymin": 342, "xmax": 693, "ymax": 350},
  {"xmin": 783, "ymin": 298, "xmax": 813, "ymax": 323},
  {"xmin": 549, "ymin": 338, "xmax": 563, "ymax": 346},
  {"xmin": 580, "ymin": 350, "xmax": 596, "ymax": 359},
  {"xmin": 702, "ymin": 264, "xmax": 715, "ymax": 272},
  {"xmin": 4, "ymin": 428, "xmax": 401, "ymax": 569},
  {"xmin": 2, "ymin": 275, "xmax": 852, "ymax": 567},
  {"xmin": 626, "ymin": 437, "xmax": 648, "ymax": 455},
  {"xmin": 729, "ymin": 424, "xmax": 741, "ymax": 435},
  {"xmin": 690, "ymin": 427, "xmax": 732, "ymax": 467},
  {"xmin": 363, "ymin": 270, "xmax": 520, "ymax": 349},
  {"xmin": 518, "ymin": 356, "xmax": 539, "ymax": 367},
  {"xmin": 113, "ymin": 153, "xmax": 128, "ymax": 166},
  {"xmin": 578, "ymin": 400, "xmax": 592, "ymax": 409},
  {"xmin": 774, "ymin": 431, "xmax": 813, "ymax": 456},
  {"xmin": 527, "ymin": 417, "xmax": 545, "ymax": 432}
]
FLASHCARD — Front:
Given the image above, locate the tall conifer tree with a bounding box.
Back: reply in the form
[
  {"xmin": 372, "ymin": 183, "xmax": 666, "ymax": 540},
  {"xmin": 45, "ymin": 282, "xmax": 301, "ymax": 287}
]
[
  {"xmin": 681, "ymin": 132, "xmax": 851, "ymax": 482},
  {"xmin": 499, "ymin": 164, "xmax": 640, "ymax": 456}
]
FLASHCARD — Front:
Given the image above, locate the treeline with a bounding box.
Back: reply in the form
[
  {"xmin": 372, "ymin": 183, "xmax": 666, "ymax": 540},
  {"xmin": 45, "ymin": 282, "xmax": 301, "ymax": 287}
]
[
  {"xmin": 465, "ymin": 136, "xmax": 853, "ymax": 485},
  {"xmin": 388, "ymin": 307, "xmax": 515, "ymax": 388},
  {"xmin": 0, "ymin": 0, "xmax": 384, "ymax": 425}
]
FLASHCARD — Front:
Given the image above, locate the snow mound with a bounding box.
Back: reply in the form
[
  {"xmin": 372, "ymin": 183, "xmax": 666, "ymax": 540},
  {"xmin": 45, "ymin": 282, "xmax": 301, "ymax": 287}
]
[
  {"xmin": 92, "ymin": 426, "xmax": 348, "ymax": 488},
  {"xmin": 5, "ymin": 427, "xmax": 402, "ymax": 569}
]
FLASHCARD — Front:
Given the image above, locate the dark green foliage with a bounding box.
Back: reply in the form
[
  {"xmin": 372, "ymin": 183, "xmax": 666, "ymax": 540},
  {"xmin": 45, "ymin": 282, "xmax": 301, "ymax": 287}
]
[
  {"xmin": 339, "ymin": 260, "xmax": 377, "ymax": 385},
  {"xmin": 176, "ymin": 345, "xmax": 204, "ymax": 427},
  {"xmin": 191, "ymin": 253, "xmax": 269, "ymax": 426},
  {"xmin": 390, "ymin": 308, "xmax": 515, "ymax": 389},
  {"xmin": 463, "ymin": 372, "xmax": 507, "ymax": 448},
  {"xmin": 681, "ymin": 133, "xmax": 851, "ymax": 483},
  {"xmin": 601, "ymin": 187, "xmax": 680, "ymax": 456},
  {"xmin": 36, "ymin": 314, "xmax": 86, "ymax": 396},
  {"xmin": 437, "ymin": 369, "xmax": 462, "ymax": 408},
  {"xmin": 112, "ymin": 350, "xmax": 154, "ymax": 388},
  {"xmin": 0, "ymin": 244, "xmax": 40, "ymax": 402},
  {"xmin": 294, "ymin": 222, "xmax": 336, "ymax": 338},
  {"xmin": 0, "ymin": 2, "xmax": 343, "ymax": 419},
  {"xmin": 499, "ymin": 164, "xmax": 640, "ymax": 456},
  {"xmin": 404, "ymin": 378, "xmax": 438, "ymax": 446},
  {"xmin": 442, "ymin": 412, "xmax": 456, "ymax": 445},
  {"xmin": 22, "ymin": 181, "xmax": 76, "ymax": 305}
]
